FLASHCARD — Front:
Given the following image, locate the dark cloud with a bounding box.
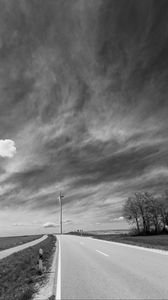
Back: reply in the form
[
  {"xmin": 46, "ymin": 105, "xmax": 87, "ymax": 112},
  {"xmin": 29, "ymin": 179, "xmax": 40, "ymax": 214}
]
[{"xmin": 0, "ymin": 0, "xmax": 168, "ymax": 228}]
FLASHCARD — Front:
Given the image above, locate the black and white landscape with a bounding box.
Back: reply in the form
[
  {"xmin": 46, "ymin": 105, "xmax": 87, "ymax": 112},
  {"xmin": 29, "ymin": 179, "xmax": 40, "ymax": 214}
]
[
  {"xmin": 0, "ymin": 1, "xmax": 168, "ymax": 299},
  {"xmin": 0, "ymin": 0, "xmax": 168, "ymax": 235}
]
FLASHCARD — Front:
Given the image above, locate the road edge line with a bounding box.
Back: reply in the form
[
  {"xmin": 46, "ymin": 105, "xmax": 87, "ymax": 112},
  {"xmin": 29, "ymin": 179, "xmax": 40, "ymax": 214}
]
[
  {"xmin": 89, "ymin": 237, "xmax": 168, "ymax": 255},
  {"xmin": 50, "ymin": 236, "xmax": 59, "ymax": 299},
  {"xmin": 56, "ymin": 236, "xmax": 61, "ymax": 300}
]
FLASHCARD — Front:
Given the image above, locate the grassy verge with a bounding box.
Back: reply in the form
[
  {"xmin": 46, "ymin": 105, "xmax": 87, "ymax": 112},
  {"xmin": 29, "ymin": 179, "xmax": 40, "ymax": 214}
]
[
  {"xmin": 90, "ymin": 233, "xmax": 168, "ymax": 251},
  {"xmin": 0, "ymin": 235, "xmax": 42, "ymax": 251},
  {"xmin": 0, "ymin": 234, "xmax": 56, "ymax": 300},
  {"xmin": 68, "ymin": 231, "xmax": 168, "ymax": 251}
]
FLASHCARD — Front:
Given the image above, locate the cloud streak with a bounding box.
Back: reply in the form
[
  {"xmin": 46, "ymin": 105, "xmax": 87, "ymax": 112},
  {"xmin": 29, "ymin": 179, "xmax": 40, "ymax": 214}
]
[
  {"xmin": 43, "ymin": 222, "xmax": 57, "ymax": 228},
  {"xmin": 0, "ymin": 0, "xmax": 168, "ymax": 232}
]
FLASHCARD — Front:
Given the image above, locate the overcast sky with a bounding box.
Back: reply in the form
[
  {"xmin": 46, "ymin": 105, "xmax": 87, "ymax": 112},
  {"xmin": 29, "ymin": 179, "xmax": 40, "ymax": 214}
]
[{"xmin": 0, "ymin": 0, "xmax": 168, "ymax": 236}]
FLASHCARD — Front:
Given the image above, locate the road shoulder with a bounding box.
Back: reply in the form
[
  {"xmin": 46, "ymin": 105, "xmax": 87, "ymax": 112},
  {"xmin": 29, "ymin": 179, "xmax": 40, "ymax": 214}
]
[{"xmin": 32, "ymin": 236, "xmax": 59, "ymax": 300}]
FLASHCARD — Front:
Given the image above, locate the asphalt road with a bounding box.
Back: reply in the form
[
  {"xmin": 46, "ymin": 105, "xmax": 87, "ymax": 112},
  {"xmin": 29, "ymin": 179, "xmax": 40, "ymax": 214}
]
[
  {"xmin": 58, "ymin": 235, "xmax": 168, "ymax": 299},
  {"xmin": 0, "ymin": 235, "xmax": 47, "ymax": 260}
]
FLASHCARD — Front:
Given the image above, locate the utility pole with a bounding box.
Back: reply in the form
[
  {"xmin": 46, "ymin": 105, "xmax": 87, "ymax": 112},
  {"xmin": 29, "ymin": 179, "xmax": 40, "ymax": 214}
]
[{"xmin": 58, "ymin": 192, "xmax": 64, "ymax": 234}]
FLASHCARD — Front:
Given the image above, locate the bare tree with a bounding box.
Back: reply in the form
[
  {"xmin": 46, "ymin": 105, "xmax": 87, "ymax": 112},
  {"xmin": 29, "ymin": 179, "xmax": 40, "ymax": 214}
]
[
  {"xmin": 123, "ymin": 197, "xmax": 140, "ymax": 234},
  {"xmin": 123, "ymin": 191, "xmax": 168, "ymax": 235},
  {"xmin": 159, "ymin": 190, "xmax": 168, "ymax": 231},
  {"xmin": 143, "ymin": 192, "xmax": 161, "ymax": 234},
  {"xmin": 134, "ymin": 192, "xmax": 150, "ymax": 234}
]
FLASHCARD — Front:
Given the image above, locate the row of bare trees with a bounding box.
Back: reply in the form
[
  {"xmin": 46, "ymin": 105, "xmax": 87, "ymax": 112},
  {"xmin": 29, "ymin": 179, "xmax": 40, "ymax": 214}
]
[{"xmin": 123, "ymin": 191, "xmax": 168, "ymax": 235}]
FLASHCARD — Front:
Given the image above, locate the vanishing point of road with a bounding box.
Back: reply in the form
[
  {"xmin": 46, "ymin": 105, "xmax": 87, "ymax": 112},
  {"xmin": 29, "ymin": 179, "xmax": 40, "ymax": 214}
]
[{"xmin": 56, "ymin": 235, "xmax": 168, "ymax": 299}]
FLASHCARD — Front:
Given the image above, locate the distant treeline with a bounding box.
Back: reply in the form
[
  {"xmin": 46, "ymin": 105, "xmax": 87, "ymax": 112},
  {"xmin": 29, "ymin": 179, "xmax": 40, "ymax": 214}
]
[{"xmin": 123, "ymin": 191, "xmax": 168, "ymax": 235}]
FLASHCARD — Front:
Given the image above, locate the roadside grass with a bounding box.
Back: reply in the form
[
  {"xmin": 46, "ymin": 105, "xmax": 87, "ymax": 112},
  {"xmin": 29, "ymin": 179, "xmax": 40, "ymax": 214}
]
[
  {"xmin": 0, "ymin": 235, "xmax": 42, "ymax": 251},
  {"xmin": 0, "ymin": 234, "xmax": 56, "ymax": 300},
  {"xmin": 91, "ymin": 233, "xmax": 168, "ymax": 250}
]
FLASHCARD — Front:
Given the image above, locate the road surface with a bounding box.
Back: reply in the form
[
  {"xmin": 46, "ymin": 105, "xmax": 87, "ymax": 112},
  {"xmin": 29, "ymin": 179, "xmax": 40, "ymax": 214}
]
[
  {"xmin": 57, "ymin": 235, "xmax": 168, "ymax": 299},
  {"xmin": 0, "ymin": 235, "xmax": 47, "ymax": 260}
]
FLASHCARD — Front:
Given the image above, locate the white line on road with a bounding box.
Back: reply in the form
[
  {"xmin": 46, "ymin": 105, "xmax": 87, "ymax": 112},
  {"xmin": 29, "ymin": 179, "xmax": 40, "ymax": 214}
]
[
  {"xmin": 90, "ymin": 238, "xmax": 168, "ymax": 255},
  {"xmin": 96, "ymin": 250, "xmax": 109, "ymax": 257},
  {"xmin": 56, "ymin": 237, "xmax": 61, "ymax": 300}
]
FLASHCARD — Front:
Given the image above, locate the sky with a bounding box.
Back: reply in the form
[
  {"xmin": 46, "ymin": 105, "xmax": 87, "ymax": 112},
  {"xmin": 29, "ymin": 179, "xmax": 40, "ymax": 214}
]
[{"xmin": 0, "ymin": 0, "xmax": 168, "ymax": 236}]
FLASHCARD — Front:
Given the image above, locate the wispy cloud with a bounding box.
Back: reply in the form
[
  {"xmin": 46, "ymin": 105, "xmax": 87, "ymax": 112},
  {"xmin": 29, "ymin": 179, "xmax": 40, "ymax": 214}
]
[
  {"xmin": 113, "ymin": 217, "xmax": 124, "ymax": 222},
  {"xmin": 43, "ymin": 222, "xmax": 58, "ymax": 228},
  {"xmin": 0, "ymin": 1, "xmax": 168, "ymax": 233}
]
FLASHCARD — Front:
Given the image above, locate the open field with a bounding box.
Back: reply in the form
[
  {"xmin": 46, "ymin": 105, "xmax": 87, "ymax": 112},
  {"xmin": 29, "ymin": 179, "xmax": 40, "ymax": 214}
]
[
  {"xmin": 0, "ymin": 234, "xmax": 56, "ymax": 300},
  {"xmin": 0, "ymin": 235, "xmax": 42, "ymax": 251},
  {"xmin": 91, "ymin": 233, "xmax": 168, "ymax": 251},
  {"xmin": 68, "ymin": 231, "xmax": 168, "ymax": 251}
]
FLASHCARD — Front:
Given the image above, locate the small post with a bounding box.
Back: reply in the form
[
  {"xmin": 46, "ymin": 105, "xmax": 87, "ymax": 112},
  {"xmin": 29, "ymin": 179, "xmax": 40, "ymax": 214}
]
[{"xmin": 39, "ymin": 248, "xmax": 43, "ymax": 273}]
